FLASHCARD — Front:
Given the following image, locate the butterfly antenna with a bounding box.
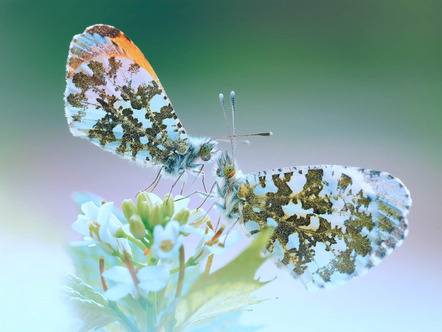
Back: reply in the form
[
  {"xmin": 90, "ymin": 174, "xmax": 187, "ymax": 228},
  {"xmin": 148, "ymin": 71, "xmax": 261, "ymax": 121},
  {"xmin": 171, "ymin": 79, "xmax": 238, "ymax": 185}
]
[
  {"xmin": 230, "ymin": 91, "xmax": 237, "ymax": 161},
  {"xmin": 219, "ymin": 93, "xmax": 234, "ymax": 156}
]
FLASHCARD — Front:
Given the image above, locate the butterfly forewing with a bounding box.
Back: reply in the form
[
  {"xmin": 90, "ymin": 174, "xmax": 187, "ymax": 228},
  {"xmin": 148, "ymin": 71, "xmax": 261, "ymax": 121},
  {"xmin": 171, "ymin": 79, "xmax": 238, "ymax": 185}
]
[
  {"xmin": 65, "ymin": 24, "xmax": 189, "ymax": 168},
  {"xmin": 237, "ymin": 165, "xmax": 411, "ymax": 290}
]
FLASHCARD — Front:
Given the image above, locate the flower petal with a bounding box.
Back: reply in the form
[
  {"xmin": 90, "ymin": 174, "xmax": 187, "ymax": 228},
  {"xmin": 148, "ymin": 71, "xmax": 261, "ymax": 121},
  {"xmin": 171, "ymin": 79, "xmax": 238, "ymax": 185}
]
[
  {"xmin": 165, "ymin": 220, "xmax": 180, "ymax": 237},
  {"xmin": 104, "ymin": 284, "xmax": 132, "ymax": 301},
  {"xmin": 147, "ymin": 192, "xmax": 162, "ymax": 206},
  {"xmin": 180, "ymin": 225, "xmax": 204, "ymax": 235},
  {"xmin": 188, "ymin": 209, "xmax": 209, "ymax": 228},
  {"xmin": 172, "ymin": 196, "xmax": 189, "ymax": 212},
  {"xmin": 97, "ymin": 202, "xmax": 114, "ymax": 226},
  {"xmin": 139, "ymin": 279, "xmax": 166, "ymax": 293},
  {"xmin": 72, "ymin": 215, "xmax": 92, "ymax": 236},
  {"xmin": 80, "ymin": 201, "xmax": 99, "ymax": 220},
  {"xmin": 137, "ymin": 266, "xmax": 170, "ymax": 282},
  {"xmin": 115, "ymin": 239, "xmax": 132, "ymax": 256},
  {"xmin": 102, "ymin": 266, "xmax": 133, "ymax": 284}
]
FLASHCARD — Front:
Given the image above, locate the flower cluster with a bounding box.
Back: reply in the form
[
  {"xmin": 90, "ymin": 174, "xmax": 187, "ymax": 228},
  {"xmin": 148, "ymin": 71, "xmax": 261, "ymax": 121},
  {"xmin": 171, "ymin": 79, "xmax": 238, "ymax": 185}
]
[{"xmin": 65, "ymin": 192, "xmax": 272, "ymax": 331}]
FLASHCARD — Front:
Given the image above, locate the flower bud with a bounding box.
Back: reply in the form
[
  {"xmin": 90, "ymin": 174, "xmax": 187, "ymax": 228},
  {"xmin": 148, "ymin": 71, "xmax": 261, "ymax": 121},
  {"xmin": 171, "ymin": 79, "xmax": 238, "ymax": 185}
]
[
  {"xmin": 173, "ymin": 208, "xmax": 189, "ymax": 225},
  {"xmin": 161, "ymin": 195, "xmax": 174, "ymax": 219},
  {"xmin": 122, "ymin": 199, "xmax": 138, "ymax": 221},
  {"xmin": 148, "ymin": 205, "xmax": 164, "ymax": 228},
  {"xmin": 115, "ymin": 228, "xmax": 128, "ymax": 239},
  {"xmin": 137, "ymin": 201, "xmax": 151, "ymax": 229},
  {"xmin": 129, "ymin": 215, "xmax": 146, "ymax": 239},
  {"xmin": 162, "ymin": 215, "xmax": 171, "ymax": 226},
  {"xmin": 137, "ymin": 192, "xmax": 153, "ymax": 210}
]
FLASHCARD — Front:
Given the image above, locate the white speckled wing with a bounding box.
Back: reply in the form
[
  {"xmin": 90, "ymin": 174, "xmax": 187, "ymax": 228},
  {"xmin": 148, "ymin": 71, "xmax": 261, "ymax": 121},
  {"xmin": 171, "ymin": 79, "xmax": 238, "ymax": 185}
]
[
  {"xmin": 238, "ymin": 165, "xmax": 411, "ymax": 290},
  {"xmin": 64, "ymin": 25, "xmax": 189, "ymax": 168}
]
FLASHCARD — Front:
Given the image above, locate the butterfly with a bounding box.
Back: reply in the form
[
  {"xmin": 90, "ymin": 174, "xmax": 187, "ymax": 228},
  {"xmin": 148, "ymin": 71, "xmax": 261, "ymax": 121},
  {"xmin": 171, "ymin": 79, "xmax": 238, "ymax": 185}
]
[
  {"xmin": 213, "ymin": 94, "xmax": 411, "ymax": 290},
  {"xmin": 64, "ymin": 24, "xmax": 216, "ymax": 178}
]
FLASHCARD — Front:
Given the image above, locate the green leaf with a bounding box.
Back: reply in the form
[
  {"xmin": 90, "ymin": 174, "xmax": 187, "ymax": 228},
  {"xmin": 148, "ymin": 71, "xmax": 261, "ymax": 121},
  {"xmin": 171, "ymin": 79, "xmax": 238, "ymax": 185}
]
[
  {"xmin": 67, "ymin": 244, "xmax": 119, "ymax": 290},
  {"xmin": 62, "ymin": 274, "xmax": 118, "ymax": 331},
  {"xmin": 174, "ymin": 229, "xmax": 274, "ymax": 331}
]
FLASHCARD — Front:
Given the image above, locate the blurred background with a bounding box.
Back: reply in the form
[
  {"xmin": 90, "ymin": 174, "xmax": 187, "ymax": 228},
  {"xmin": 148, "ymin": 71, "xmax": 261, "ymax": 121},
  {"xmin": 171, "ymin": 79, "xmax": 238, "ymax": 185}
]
[{"xmin": 1, "ymin": 0, "xmax": 441, "ymax": 331}]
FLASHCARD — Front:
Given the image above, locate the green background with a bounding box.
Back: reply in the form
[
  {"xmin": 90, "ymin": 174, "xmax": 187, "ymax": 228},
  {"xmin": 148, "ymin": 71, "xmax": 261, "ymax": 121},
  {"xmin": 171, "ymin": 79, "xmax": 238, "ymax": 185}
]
[{"xmin": 1, "ymin": 1, "xmax": 441, "ymax": 331}]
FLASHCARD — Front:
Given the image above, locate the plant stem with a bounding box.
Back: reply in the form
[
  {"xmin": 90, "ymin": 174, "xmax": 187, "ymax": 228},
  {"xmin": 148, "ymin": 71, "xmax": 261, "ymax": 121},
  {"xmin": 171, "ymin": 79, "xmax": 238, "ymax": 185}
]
[
  {"xmin": 204, "ymin": 254, "xmax": 214, "ymax": 274},
  {"xmin": 99, "ymin": 256, "xmax": 109, "ymax": 292},
  {"xmin": 170, "ymin": 258, "xmax": 196, "ymax": 274},
  {"xmin": 115, "ymin": 252, "xmax": 145, "ymax": 268},
  {"xmin": 126, "ymin": 234, "xmax": 147, "ymax": 251},
  {"xmin": 175, "ymin": 245, "xmax": 185, "ymax": 298},
  {"xmin": 141, "ymin": 237, "xmax": 150, "ymax": 247},
  {"xmin": 109, "ymin": 302, "xmax": 141, "ymax": 332},
  {"xmin": 155, "ymin": 280, "xmax": 168, "ymax": 316},
  {"xmin": 143, "ymin": 296, "xmax": 156, "ymax": 332}
]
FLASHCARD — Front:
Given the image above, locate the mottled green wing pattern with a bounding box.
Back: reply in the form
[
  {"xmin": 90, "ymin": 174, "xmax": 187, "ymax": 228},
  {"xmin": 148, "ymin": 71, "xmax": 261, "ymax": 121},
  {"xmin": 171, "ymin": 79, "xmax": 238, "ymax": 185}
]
[
  {"xmin": 64, "ymin": 25, "xmax": 189, "ymax": 168},
  {"xmin": 236, "ymin": 165, "xmax": 411, "ymax": 290}
]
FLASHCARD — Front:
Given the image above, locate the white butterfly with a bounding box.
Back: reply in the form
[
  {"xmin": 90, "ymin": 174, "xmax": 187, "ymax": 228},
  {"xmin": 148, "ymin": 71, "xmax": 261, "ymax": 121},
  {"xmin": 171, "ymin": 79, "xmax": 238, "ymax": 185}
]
[
  {"xmin": 213, "ymin": 93, "xmax": 411, "ymax": 290},
  {"xmin": 65, "ymin": 24, "xmax": 216, "ymax": 179}
]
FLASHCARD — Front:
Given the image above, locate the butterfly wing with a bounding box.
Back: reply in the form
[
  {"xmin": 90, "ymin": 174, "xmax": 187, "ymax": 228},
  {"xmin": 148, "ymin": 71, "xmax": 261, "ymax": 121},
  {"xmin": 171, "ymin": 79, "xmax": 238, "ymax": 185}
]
[
  {"xmin": 64, "ymin": 24, "xmax": 189, "ymax": 168},
  {"xmin": 237, "ymin": 165, "xmax": 411, "ymax": 290}
]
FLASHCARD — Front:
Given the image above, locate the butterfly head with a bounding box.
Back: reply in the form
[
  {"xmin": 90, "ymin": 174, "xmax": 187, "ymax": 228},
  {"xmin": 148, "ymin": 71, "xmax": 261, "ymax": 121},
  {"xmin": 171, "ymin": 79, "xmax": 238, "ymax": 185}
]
[
  {"xmin": 199, "ymin": 142, "xmax": 214, "ymax": 162},
  {"xmin": 215, "ymin": 153, "xmax": 236, "ymax": 179},
  {"xmin": 223, "ymin": 164, "xmax": 236, "ymax": 179}
]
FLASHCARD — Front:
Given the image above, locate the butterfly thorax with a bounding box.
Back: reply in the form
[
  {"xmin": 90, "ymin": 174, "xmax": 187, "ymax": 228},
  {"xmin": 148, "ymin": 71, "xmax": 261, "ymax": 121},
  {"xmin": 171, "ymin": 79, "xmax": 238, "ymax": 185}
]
[
  {"xmin": 164, "ymin": 137, "xmax": 216, "ymax": 176},
  {"xmin": 214, "ymin": 153, "xmax": 246, "ymax": 220},
  {"xmin": 215, "ymin": 170, "xmax": 246, "ymax": 221}
]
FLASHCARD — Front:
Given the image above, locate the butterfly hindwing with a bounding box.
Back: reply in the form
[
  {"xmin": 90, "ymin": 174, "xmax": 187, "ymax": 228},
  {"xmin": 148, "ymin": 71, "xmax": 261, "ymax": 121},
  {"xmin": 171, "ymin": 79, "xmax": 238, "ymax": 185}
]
[
  {"xmin": 64, "ymin": 24, "xmax": 189, "ymax": 168},
  {"xmin": 237, "ymin": 165, "xmax": 411, "ymax": 290}
]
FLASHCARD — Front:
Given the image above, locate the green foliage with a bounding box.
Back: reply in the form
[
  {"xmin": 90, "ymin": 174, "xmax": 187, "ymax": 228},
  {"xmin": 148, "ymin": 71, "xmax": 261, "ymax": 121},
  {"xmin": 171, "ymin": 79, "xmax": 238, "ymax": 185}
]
[
  {"xmin": 67, "ymin": 244, "xmax": 120, "ymax": 290},
  {"xmin": 66, "ymin": 193, "xmax": 276, "ymax": 331},
  {"xmin": 174, "ymin": 229, "xmax": 273, "ymax": 331},
  {"xmin": 62, "ymin": 274, "xmax": 118, "ymax": 332}
]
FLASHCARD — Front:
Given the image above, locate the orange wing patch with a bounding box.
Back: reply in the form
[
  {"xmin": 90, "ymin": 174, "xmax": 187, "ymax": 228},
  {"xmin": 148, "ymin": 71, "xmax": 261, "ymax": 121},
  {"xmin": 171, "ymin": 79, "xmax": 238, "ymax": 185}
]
[
  {"xmin": 85, "ymin": 25, "xmax": 159, "ymax": 82},
  {"xmin": 67, "ymin": 24, "xmax": 160, "ymax": 87}
]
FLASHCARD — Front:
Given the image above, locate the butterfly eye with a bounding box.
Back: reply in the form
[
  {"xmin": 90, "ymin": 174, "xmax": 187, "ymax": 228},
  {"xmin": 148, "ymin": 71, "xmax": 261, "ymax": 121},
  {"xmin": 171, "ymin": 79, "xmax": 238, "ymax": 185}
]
[
  {"xmin": 199, "ymin": 144, "xmax": 212, "ymax": 161},
  {"xmin": 223, "ymin": 164, "xmax": 236, "ymax": 178}
]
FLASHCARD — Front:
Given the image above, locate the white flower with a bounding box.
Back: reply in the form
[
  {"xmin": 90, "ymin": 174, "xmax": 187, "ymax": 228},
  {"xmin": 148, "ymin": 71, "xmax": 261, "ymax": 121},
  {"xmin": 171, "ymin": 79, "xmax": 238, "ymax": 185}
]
[
  {"xmin": 187, "ymin": 209, "xmax": 210, "ymax": 228},
  {"xmin": 171, "ymin": 195, "xmax": 189, "ymax": 215},
  {"xmin": 190, "ymin": 228, "xmax": 242, "ymax": 264},
  {"xmin": 102, "ymin": 265, "xmax": 169, "ymax": 301},
  {"xmin": 72, "ymin": 201, "xmax": 132, "ymax": 256},
  {"xmin": 151, "ymin": 220, "xmax": 184, "ymax": 260}
]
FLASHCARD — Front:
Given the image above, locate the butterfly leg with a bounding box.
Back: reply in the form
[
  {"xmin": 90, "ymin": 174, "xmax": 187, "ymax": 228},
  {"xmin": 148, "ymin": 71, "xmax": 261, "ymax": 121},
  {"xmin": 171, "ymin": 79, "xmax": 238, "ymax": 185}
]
[
  {"xmin": 196, "ymin": 182, "xmax": 217, "ymax": 210},
  {"xmin": 166, "ymin": 171, "xmax": 185, "ymax": 202},
  {"xmin": 174, "ymin": 190, "xmax": 211, "ymax": 201},
  {"xmin": 137, "ymin": 166, "xmax": 164, "ymax": 196},
  {"xmin": 196, "ymin": 164, "xmax": 208, "ymax": 193},
  {"xmin": 180, "ymin": 181, "xmax": 186, "ymax": 195},
  {"xmin": 150, "ymin": 174, "xmax": 162, "ymax": 192},
  {"xmin": 223, "ymin": 217, "xmax": 240, "ymax": 246},
  {"xmin": 213, "ymin": 216, "xmax": 221, "ymax": 232},
  {"xmin": 201, "ymin": 169, "xmax": 208, "ymax": 193},
  {"xmin": 189, "ymin": 164, "xmax": 207, "ymax": 192}
]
